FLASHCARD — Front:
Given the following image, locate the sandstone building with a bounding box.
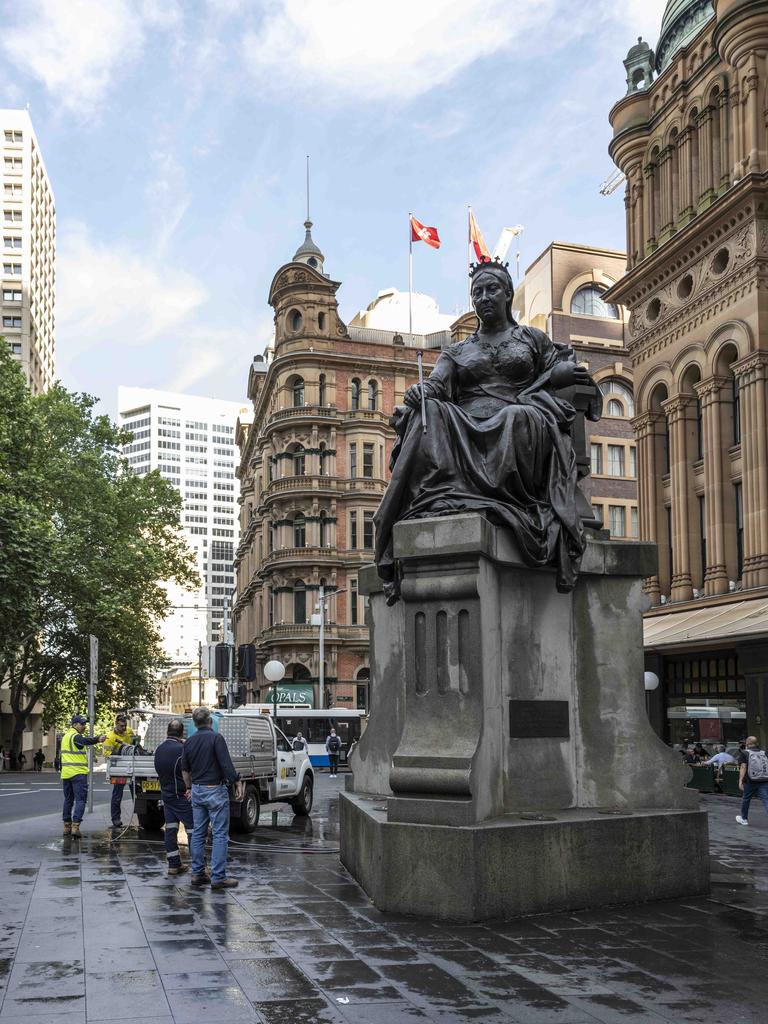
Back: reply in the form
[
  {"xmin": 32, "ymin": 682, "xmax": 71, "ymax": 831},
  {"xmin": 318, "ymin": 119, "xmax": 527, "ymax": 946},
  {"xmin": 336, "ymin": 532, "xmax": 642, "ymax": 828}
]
[
  {"xmin": 517, "ymin": 242, "xmax": 638, "ymax": 540},
  {"xmin": 608, "ymin": 0, "xmax": 768, "ymax": 745},
  {"xmin": 233, "ymin": 224, "xmax": 448, "ymax": 710}
]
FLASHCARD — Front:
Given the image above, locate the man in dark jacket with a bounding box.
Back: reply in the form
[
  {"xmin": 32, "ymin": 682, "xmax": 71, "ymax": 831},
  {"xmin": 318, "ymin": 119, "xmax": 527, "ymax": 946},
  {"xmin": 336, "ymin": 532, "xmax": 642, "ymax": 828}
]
[
  {"xmin": 181, "ymin": 707, "xmax": 243, "ymax": 889},
  {"xmin": 154, "ymin": 719, "xmax": 194, "ymax": 876}
]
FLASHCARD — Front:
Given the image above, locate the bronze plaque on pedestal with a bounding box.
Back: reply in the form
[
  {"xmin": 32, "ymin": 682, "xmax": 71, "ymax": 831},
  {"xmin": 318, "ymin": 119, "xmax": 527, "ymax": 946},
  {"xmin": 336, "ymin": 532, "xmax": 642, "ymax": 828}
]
[{"xmin": 509, "ymin": 700, "xmax": 570, "ymax": 739}]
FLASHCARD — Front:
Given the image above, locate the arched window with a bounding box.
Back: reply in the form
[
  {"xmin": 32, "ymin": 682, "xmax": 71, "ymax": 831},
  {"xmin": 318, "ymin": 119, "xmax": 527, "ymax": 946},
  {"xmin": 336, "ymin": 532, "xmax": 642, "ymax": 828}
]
[
  {"xmin": 351, "ymin": 378, "xmax": 361, "ymax": 411},
  {"xmin": 571, "ymin": 284, "xmax": 619, "ymax": 319},
  {"xmin": 318, "ymin": 373, "xmax": 326, "ymax": 406},
  {"xmin": 368, "ymin": 379, "xmax": 378, "ymax": 411},
  {"xmin": 598, "ymin": 378, "xmax": 635, "ymax": 417},
  {"xmin": 293, "ymin": 581, "xmax": 306, "ymax": 624},
  {"xmin": 288, "ymin": 309, "xmax": 303, "ymax": 332},
  {"xmin": 292, "ymin": 377, "xmax": 305, "ymax": 408},
  {"xmin": 319, "ymin": 510, "xmax": 328, "ymax": 547},
  {"xmin": 318, "ymin": 312, "xmax": 326, "ymax": 331},
  {"xmin": 291, "ymin": 445, "xmax": 306, "ymax": 476},
  {"xmin": 293, "ymin": 514, "xmax": 306, "ymax": 548}
]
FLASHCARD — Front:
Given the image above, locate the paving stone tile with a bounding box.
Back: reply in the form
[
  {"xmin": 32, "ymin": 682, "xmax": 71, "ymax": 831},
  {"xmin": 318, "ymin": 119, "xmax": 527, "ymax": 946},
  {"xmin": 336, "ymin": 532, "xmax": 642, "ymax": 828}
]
[
  {"xmin": 149, "ymin": 937, "xmax": 226, "ymax": 971},
  {"xmin": 255, "ymin": 996, "xmax": 345, "ymax": 1023},
  {"xmin": 337, "ymin": 1004, "xmax": 430, "ymax": 1023},
  {"xmin": 301, "ymin": 957, "xmax": 384, "ymax": 988},
  {"xmin": 377, "ymin": 963, "xmax": 479, "ymax": 1007},
  {"xmin": 162, "ymin": 984, "xmax": 258, "ymax": 1023},
  {"xmin": 85, "ymin": 969, "xmax": 172, "ymax": 1020},
  {"xmin": 230, "ymin": 957, "xmax": 317, "ymax": 1001}
]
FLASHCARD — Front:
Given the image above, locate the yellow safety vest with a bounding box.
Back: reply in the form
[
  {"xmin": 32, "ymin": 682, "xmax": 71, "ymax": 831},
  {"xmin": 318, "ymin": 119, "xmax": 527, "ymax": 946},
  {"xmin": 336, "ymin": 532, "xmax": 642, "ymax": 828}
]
[
  {"xmin": 60, "ymin": 728, "xmax": 89, "ymax": 779},
  {"xmin": 103, "ymin": 727, "xmax": 134, "ymax": 758}
]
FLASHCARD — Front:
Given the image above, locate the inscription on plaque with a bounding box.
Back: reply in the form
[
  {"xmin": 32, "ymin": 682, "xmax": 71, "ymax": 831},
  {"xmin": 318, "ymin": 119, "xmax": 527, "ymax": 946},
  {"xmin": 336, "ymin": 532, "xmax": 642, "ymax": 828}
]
[{"xmin": 509, "ymin": 700, "xmax": 570, "ymax": 739}]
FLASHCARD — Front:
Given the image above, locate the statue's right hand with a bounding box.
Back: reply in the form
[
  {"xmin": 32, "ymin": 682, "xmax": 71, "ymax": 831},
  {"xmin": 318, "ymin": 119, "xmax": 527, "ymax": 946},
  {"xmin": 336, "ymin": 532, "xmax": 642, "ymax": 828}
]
[{"xmin": 404, "ymin": 384, "xmax": 422, "ymax": 409}]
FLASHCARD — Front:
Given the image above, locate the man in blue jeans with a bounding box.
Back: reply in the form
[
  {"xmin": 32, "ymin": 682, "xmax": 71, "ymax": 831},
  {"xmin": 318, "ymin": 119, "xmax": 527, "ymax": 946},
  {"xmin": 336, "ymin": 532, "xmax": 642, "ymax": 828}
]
[
  {"xmin": 736, "ymin": 735, "xmax": 768, "ymax": 826},
  {"xmin": 154, "ymin": 718, "xmax": 194, "ymax": 876},
  {"xmin": 180, "ymin": 707, "xmax": 243, "ymax": 889}
]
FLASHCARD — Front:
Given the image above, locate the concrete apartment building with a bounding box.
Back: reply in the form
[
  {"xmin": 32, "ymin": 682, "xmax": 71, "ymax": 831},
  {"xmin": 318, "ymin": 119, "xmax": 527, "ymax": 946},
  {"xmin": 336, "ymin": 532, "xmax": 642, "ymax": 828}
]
[
  {"xmin": 1, "ymin": 108, "xmax": 55, "ymax": 394},
  {"xmin": 233, "ymin": 223, "xmax": 453, "ymax": 711},
  {"xmin": 118, "ymin": 387, "xmax": 249, "ymax": 663},
  {"xmin": 608, "ymin": 0, "xmax": 768, "ymax": 745},
  {"xmin": 516, "ymin": 242, "xmax": 638, "ymax": 540}
]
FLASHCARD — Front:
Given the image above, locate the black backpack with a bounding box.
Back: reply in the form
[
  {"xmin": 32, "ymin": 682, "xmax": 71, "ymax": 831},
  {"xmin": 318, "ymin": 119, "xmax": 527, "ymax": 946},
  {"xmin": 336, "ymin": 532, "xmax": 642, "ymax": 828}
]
[
  {"xmin": 292, "ymin": 738, "xmax": 304, "ymax": 752},
  {"xmin": 328, "ymin": 735, "xmax": 340, "ymax": 753}
]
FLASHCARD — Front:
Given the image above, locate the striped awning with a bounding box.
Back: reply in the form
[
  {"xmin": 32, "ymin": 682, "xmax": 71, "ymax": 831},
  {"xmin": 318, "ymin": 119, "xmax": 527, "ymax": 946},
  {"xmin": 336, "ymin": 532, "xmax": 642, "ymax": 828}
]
[{"xmin": 644, "ymin": 597, "xmax": 768, "ymax": 651}]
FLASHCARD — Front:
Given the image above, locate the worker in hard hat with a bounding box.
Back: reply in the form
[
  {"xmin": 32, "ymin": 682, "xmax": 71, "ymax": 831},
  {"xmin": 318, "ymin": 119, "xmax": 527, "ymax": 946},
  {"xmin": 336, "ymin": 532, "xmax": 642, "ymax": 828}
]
[
  {"xmin": 61, "ymin": 715, "xmax": 106, "ymax": 838},
  {"xmin": 103, "ymin": 713, "xmax": 135, "ymax": 828}
]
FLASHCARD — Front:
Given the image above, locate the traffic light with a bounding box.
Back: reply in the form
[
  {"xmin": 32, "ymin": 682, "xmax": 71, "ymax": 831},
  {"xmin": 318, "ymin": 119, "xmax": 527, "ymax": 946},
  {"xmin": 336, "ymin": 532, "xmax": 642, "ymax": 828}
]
[
  {"xmin": 217, "ymin": 693, "xmax": 227, "ymax": 709},
  {"xmin": 214, "ymin": 643, "xmax": 231, "ymax": 681},
  {"xmin": 236, "ymin": 683, "xmax": 247, "ymax": 706},
  {"xmin": 237, "ymin": 643, "xmax": 257, "ymax": 681}
]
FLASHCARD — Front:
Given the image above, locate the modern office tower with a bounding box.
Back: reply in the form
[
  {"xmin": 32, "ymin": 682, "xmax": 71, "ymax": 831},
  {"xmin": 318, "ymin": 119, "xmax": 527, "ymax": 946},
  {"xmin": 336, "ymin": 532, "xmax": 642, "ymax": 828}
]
[
  {"xmin": 1, "ymin": 109, "xmax": 55, "ymax": 393},
  {"xmin": 118, "ymin": 386, "xmax": 249, "ymax": 663},
  {"xmin": 608, "ymin": 1, "xmax": 768, "ymax": 745}
]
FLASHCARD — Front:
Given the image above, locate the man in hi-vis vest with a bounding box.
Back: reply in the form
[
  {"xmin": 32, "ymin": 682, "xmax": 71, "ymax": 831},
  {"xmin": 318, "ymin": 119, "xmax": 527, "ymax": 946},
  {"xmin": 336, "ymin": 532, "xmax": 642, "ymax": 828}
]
[{"xmin": 60, "ymin": 714, "xmax": 106, "ymax": 837}]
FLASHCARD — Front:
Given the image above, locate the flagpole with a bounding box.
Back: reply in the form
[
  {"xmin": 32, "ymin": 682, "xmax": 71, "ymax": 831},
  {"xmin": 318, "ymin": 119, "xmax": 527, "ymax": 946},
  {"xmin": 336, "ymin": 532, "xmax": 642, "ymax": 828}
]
[
  {"xmin": 467, "ymin": 205, "xmax": 472, "ymax": 310},
  {"xmin": 409, "ymin": 213, "xmax": 427, "ymax": 435}
]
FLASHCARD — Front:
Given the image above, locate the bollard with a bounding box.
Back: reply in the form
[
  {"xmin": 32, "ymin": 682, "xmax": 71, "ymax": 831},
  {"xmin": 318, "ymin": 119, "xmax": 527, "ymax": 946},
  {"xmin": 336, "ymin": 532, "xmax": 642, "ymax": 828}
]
[{"xmin": 272, "ymin": 810, "xmax": 278, "ymax": 827}]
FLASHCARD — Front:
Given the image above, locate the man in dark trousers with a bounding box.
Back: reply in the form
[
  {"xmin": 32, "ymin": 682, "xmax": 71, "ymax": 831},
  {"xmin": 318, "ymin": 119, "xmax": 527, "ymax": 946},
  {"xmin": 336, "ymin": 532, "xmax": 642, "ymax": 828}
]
[
  {"xmin": 60, "ymin": 714, "xmax": 106, "ymax": 837},
  {"xmin": 181, "ymin": 707, "xmax": 243, "ymax": 889},
  {"xmin": 736, "ymin": 735, "xmax": 768, "ymax": 825},
  {"xmin": 154, "ymin": 719, "xmax": 194, "ymax": 876}
]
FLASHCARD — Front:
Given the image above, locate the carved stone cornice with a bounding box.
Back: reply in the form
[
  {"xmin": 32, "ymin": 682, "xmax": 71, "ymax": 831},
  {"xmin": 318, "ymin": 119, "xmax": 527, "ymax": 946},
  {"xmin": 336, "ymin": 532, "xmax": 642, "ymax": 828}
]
[
  {"xmin": 733, "ymin": 349, "xmax": 768, "ymax": 383},
  {"xmin": 632, "ymin": 411, "xmax": 665, "ymax": 436}
]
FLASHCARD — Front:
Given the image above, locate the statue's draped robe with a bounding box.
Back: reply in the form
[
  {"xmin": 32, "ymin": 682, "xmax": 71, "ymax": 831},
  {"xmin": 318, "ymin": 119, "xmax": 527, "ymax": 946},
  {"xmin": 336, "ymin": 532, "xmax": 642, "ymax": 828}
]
[{"xmin": 374, "ymin": 325, "xmax": 598, "ymax": 593}]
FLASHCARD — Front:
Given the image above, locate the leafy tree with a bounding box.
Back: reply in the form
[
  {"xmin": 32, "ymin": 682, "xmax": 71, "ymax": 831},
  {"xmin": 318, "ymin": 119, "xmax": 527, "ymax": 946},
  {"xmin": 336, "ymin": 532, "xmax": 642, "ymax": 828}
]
[{"xmin": 0, "ymin": 344, "xmax": 198, "ymax": 758}]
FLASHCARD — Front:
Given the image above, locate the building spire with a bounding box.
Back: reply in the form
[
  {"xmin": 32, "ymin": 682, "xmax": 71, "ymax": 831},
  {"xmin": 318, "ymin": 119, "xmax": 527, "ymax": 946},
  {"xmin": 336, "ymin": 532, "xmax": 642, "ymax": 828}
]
[
  {"xmin": 293, "ymin": 155, "xmax": 325, "ymax": 272},
  {"xmin": 306, "ymin": 154, "xmax": 310, "ymax": 222}
]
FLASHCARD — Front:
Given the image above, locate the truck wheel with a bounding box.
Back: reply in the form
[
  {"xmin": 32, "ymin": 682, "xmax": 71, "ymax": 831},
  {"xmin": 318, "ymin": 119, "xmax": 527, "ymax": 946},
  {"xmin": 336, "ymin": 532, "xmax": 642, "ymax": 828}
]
[
  {"xmin": 232, "ymin": 784, "xmax": 260, "ymax": 833},
  {"xmin": 137, "ymin": 804, "xmax": 164, "ymax": 831},
  {"xmin": 290, "ymin": 775, "xmax": 313, "ymax": 817}
]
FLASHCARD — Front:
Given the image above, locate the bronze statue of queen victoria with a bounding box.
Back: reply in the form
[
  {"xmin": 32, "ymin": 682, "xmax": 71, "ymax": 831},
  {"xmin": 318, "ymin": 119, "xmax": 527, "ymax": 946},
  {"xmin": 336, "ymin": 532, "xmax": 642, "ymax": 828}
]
[{"xmin": 374, "ymin": 259, "xmax": 602, "ymax": 601}]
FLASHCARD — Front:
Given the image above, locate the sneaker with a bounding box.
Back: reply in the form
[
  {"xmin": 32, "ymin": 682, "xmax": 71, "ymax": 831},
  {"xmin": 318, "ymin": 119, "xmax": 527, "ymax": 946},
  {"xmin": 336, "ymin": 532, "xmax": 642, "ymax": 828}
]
[
  {"xmin": 167, "ymin": 864, "xmax": 188, "ymax": 877},
  {"xmin": 736, "ymin": 815, "xmax": 749, "ymax": 826},
  {"xmin": 111, "ymin": 821, "xmax": 123, "ymax": 828},
  {"xmin": 190, "ymin": 873, "xmax": 211, "ymax": 886},
  {"xmin": 210, "ymin": 878, "xmax": 239, "ymax": 890}
]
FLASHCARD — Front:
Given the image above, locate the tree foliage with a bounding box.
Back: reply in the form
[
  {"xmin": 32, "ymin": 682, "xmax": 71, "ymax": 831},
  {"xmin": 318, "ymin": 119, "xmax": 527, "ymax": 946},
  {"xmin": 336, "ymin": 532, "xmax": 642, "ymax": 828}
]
[{"xmin": 0, "ymin": 345, "xmax": 198, "ymax": 753}]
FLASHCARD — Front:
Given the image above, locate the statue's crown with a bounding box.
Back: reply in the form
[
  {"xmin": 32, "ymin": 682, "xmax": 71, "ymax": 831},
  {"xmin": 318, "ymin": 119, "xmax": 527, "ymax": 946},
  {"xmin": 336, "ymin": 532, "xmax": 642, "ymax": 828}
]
[{"xmin": 469, "ymin": 256, "xmax": 510, "ymax": 278}]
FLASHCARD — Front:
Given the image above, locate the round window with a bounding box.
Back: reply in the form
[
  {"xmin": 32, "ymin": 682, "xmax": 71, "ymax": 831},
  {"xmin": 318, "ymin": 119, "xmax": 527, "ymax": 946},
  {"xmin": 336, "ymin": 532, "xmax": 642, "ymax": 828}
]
[
  {"xmin": 677, "ymin": 274, "xmax": 693, "ymax": 300},
  {"xmin": 647, "ymin": 298, "xmax": 661, "ymax": 322},
  {"xmin": 711, "ymin": 248, "xmax": 730, "ymax": 275}
]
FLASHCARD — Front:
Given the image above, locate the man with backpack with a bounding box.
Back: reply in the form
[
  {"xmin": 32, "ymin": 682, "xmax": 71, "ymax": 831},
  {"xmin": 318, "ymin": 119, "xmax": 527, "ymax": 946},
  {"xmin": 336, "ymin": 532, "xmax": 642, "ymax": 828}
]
[
  {"xmin": 326, "ymin": 728, "xmax": 341, "ymax": 777},
  {"xmin": 735, "ymin": 735, "xmax": 768, "ymax": 825}
]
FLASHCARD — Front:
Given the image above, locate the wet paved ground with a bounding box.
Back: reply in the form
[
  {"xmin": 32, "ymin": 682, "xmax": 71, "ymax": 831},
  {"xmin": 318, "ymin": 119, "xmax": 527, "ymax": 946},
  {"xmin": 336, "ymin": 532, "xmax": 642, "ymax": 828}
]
[{"xmin": 1, "ymin": 776, "xmax": 767, "ymax": 1024}]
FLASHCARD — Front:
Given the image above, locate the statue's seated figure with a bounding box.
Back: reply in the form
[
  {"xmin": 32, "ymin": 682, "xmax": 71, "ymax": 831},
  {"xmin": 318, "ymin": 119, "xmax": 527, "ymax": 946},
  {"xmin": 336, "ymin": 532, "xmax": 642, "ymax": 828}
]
[{"xmin": 374, "ymin": 259, "xmax": 602, "ymax": 602}]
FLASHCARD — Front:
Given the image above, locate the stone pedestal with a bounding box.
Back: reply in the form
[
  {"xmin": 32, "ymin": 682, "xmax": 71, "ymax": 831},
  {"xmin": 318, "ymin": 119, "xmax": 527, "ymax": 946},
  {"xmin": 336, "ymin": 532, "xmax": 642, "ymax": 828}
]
[{"xmin": 341, "ymin": 514, "xmax": 709, "ymax": 922}]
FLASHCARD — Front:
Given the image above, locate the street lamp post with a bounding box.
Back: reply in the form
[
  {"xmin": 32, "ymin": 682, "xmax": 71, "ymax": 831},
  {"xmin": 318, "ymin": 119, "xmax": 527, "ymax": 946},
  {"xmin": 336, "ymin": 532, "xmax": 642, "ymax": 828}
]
[
  {"xmin": 264, "ymin": 660, "xmax": 286, "ymax": 719},
  {"xmin": 312, "ymin": 587, "xmax": 347, "ymax": 711}
]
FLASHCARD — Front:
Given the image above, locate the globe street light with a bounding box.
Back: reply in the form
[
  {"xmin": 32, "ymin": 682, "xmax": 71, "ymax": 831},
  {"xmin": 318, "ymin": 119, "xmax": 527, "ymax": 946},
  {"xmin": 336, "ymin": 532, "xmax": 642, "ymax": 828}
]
[{"xmin": 264, "ymin": 659, "xmax": 286, "ymax": 719}]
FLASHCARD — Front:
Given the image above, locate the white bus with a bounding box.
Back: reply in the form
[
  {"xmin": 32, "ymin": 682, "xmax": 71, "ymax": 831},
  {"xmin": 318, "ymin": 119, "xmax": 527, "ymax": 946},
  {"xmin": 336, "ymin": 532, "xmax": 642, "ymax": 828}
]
[{"xmin": 238, "ymin": 705, "xmax": 365, "ymax": 769}]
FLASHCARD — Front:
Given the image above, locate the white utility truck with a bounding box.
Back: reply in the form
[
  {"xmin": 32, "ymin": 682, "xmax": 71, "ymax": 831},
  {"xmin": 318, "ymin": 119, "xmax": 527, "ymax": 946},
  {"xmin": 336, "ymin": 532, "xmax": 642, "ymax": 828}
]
[{"xmin": 108, "ymin": 708, "xmax": 314, "ymax": 831}]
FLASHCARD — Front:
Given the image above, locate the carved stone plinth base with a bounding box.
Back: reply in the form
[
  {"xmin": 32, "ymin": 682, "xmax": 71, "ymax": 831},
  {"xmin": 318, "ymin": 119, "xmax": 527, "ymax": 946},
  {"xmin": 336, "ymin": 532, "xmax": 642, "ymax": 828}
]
[{"xmin": 340, "ymin": 792, "xmax": 709, "ymax": 922}]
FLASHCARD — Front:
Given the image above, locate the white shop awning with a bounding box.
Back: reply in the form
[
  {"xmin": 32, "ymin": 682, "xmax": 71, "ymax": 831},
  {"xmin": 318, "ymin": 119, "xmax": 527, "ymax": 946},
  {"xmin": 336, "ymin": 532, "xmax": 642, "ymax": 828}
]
[{"xmin": 644, "ymin": 597, "xmax": 768, "ymax": 651}]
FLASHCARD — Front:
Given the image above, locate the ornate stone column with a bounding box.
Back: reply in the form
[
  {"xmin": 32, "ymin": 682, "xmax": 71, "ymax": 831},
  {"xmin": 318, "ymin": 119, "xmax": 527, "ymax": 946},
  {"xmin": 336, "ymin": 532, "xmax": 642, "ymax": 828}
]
[
  {"xmin": 695, "ymin": 376, "xmax": 730, "ymax": 596},
  {"xmin": 633, "ymin": 411, "xmax": 663, "ymax": 603},
  {"xmin": 677, "ymin": 126, "xmax": 693, "ymax": 224},
  {"xmin": 697, "ymin": 107, "xmax": 714, "ymax": 206},
  {"xmin": 746, "ymin": 54, "xmax": 761, "ymax": 173},
  {"xmin": 657, "ymin": 146, "xmax": 673, "ymax": 240},
  {"xmin": 635, "ymin": 178, "xmax": 645, "ymax": 263},
  {"xmin": 734, "ymin": 352, "xmax": 768, "ymax": 588},
  {"xmin": 644, "ymin": 161, "xmax": 656, "ymax": 253},
  {"xmin": 718, "ymin": 89, "xmax": 731, "ymax": 191},
  {"xmin": 662, "ymin": 395, "xmax": 694, "ymax": 601}
]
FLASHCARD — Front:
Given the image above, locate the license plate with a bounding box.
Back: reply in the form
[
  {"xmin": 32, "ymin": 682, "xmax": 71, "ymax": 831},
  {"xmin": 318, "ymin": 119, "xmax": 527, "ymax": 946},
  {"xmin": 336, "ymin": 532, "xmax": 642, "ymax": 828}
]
[{"xmin": 142, "ymin": 780, "xmax": 160, "ymax": 791}]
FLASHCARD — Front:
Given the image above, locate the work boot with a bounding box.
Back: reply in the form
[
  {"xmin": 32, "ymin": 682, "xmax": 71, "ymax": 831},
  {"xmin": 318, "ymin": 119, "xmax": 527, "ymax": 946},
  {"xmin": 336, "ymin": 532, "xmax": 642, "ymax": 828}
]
[
  {"xmin": 190, "ymin": 872, "xmax": 210, "ymax": 886},
  {"xmin": 210, "ymin": 878, "xmax": 239, "ymax": 890},
  {"xmin": 168, "ymin": 863, "xmax": 188, "ymax": 877},
  {"xmin": 71, "ymin": 822, "xmax": 81, "ymax": 838},
  {"xmin": 62, "ymin": 821, "xmax": 72, "ymax": 836}
]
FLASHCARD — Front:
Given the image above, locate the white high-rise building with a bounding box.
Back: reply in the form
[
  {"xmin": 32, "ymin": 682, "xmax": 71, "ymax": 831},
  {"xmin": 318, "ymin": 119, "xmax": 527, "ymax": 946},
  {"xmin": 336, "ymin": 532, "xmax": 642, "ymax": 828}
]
[
  {"xmin": 118, "ymin": 387, "xmax": 249, "ymax": 663},
  {"xmin": 1, "ymin": 109, "xmax": 55, "ymax": 394}
]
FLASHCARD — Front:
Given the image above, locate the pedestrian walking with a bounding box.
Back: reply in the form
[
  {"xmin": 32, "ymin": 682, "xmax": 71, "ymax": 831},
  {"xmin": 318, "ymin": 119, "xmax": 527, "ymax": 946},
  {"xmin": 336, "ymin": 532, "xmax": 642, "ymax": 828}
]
[
  {"xmin": 154, "ymin": 719, "xmax": 194, "ymax": 876},
  {"xmin": 736, "ymin": 735, "xmax": 768, "ymax": 826},
  {"xmin": 33, "ymin": 749, "xmax": 45, "ymax": 772},
  {"xmin": 180, "ymin": 707, "xmax": 243, "ymax": 889},
  {"xmin": 292, "ymin": 731, "xmax": 308, "ymax": 753},
  {"xmin": 60, "ymin": 715, "xmax": 106, "ymax": 837},
  {"xmin": 103, "ymin": 713, "xmax": 135, "ymax": 827},
  {"xmin": 326, "ymin": 728, "xmax": 341, "ymax": 777},
  {"xmin": 17, "ymin": 752, "xmax": 26, "ymax": 771}
]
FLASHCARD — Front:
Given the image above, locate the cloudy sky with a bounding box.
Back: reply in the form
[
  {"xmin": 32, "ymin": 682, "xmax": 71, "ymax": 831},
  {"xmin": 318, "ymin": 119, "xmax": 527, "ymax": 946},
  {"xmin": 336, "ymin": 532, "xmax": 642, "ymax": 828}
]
[{"xmin": 1, "ymin": 0, "xmax": 667, "ymax": 415}]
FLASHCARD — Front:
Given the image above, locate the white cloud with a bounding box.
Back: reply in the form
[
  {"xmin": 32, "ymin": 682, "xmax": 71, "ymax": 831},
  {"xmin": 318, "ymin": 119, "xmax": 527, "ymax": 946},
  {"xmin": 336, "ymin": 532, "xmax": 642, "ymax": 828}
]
[
  {"xmin": 57, "ymin": 221, "xmax": 206, "ymax": 355},
  {"xmin": 1, "ymin": 0, "xmax": 180, "ymax": 116},
  {"xmin": 243, "ymin": 0, "xmax": 559, "ymax": 102}
]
